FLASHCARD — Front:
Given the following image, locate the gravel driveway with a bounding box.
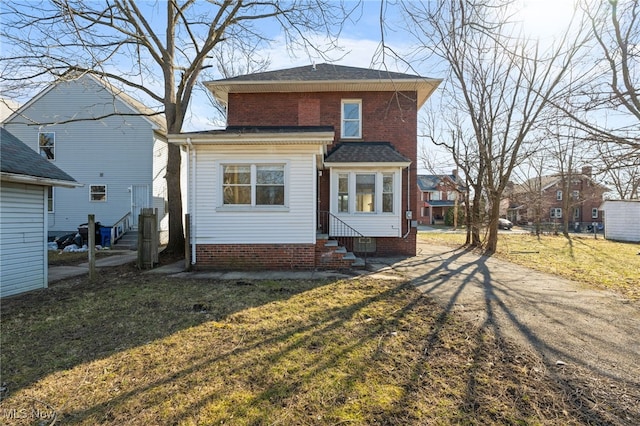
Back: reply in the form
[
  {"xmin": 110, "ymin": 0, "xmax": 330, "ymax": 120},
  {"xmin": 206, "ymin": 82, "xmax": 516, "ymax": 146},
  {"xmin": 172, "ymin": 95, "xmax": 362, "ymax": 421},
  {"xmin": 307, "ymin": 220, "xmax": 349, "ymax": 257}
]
[{"xmin": 367, "ymin": 241, "xmax": 640, "ymax": 424}]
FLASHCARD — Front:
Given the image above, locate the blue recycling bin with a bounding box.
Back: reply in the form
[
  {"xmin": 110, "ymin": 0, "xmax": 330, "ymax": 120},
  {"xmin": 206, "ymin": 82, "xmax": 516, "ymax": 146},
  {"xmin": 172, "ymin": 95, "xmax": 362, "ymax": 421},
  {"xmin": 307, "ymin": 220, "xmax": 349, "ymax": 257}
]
[{"xmin": 100, "ymin": 226, "xmax": 112, "ymax": 247}]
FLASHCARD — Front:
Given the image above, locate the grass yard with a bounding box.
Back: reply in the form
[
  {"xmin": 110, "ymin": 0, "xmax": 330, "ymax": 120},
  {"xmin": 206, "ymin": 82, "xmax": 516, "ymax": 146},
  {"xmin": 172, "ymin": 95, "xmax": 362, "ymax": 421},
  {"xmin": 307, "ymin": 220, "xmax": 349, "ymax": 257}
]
[
  {"xmin": 48, "ymin": 250, "xmax": 124, "ymax": 266},
  {"xmin": 0, "ymin": 266, "xmax": 612, "ymax": 425},
  {"xmin": 419, "ymin": 231, "xmax": 640, "ymax": 300}
]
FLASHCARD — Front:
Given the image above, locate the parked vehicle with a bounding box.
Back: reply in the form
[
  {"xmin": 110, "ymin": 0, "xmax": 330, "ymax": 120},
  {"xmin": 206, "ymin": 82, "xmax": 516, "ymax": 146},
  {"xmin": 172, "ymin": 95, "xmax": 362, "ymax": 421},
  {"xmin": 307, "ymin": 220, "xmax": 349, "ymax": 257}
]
[{"xmin": 498, "ymin": 218, "xmax": 513, "ymax": 230}]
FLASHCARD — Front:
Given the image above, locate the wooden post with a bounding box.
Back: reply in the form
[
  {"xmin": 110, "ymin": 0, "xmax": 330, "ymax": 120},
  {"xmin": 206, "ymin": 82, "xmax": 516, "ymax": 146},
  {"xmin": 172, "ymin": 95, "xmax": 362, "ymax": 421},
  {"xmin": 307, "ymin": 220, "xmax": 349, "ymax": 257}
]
[
  {"xmin": 137, "ymin": 208, "xmax": 158, "ymax": 269},
  {"xmin": 88, "ymin": 214, "xmax": 96, "ymax": 281},
  {"xmin": 184, "ymin": 214, "xmax": 191, "ymax": 271}
]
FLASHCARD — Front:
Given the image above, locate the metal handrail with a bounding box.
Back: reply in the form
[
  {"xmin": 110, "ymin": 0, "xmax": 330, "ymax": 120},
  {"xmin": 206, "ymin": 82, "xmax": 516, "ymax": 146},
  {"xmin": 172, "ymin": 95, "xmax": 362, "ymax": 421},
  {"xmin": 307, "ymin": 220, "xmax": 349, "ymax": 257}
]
[
  {"xmin": 317, "ymin": 211, "xmax": 368, "ymax": 264},
  {"xmin": 111, "ymin": 212, "xmax": 131, "ymax": 245}
]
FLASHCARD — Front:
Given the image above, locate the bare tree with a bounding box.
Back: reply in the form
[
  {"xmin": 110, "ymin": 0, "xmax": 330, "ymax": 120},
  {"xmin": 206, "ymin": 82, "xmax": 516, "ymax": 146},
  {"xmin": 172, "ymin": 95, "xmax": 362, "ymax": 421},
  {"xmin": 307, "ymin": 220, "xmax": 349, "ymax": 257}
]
[
  {"xmin": 0, "ymin": 0, "xmax": 356, "ymax": 254},
  {"xmin": 402, "ymin": 0, "xmax": 589, "ymax": 252}
]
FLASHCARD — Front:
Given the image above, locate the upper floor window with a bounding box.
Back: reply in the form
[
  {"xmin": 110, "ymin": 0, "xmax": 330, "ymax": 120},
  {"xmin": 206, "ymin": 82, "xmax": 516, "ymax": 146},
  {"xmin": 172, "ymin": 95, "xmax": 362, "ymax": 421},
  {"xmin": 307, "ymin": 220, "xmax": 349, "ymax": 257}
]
[
  {"xmin": 222, "ymin": 163, "xmax": 285, "ymax": 206},
  {"xmin": 572, "ymin": 190, "xmax": 580, "ymax": 200},
  {"xmin": 39, "ymin": 132, "xmax": 55, "ymax": 160},
  {"xmin": 341, "ymin": 99, "xmax": 362, "ymax": 139},
  {"xmin": 556, "ymin": 190, "xmax": 562, "ymax": 200},
  {"xmin": 90, "ymin": 185, "xmax": 107, "ymax": 202},
  {"xmin": 431, "ymin": 191, "xmax": 442, "ymax": 201}
]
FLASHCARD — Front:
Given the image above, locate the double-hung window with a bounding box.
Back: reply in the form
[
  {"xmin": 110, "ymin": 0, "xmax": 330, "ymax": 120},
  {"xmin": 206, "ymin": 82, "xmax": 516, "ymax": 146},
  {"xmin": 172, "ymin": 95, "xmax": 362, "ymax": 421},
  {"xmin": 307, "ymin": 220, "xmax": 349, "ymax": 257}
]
[
  {"xmin": 556, "ymin": 190, "xmax": 563, "ymax": 200},
  {"xmin": 341, "ymin": 99, "xmax": 362, "ymax": 139},
  {"xmin": 47, "ymin": 187, "xmax": 54, "ymax": 212},
  {"xmin": 222, "ymin": 163, "xmax": 285, "ymax": 206},
  {"xmin": 592, "ymin": 208, "xmax": 598, "ymax": 219},
  {"xmin": 550, "ymin": 207, "xmax": 562, "ymax": 219},
  {"xmin": 338, "ymin": 173, "xmax": 349, "ymax": 213},
  {"xmin": 90, "ymin": 185, "xmax": 107, "ymax": 202},
  {"xmin": 39, "ymin": 132, "xmax": 55, "ymax": 160}
]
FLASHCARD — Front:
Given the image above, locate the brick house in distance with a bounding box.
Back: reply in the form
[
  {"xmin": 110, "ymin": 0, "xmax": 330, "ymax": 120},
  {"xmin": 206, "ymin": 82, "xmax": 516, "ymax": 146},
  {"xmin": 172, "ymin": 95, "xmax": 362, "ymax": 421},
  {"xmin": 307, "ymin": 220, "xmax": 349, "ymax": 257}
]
[
  {"xmin": 168, "ymin": 63, "xmax": 441, "ymax": 269},
  {"xmin": 416, "ymin": 172, "xmax": 465, "ymax": 225},
  {"xmin": 504, "ymin": 166, "xmax": 609, "ymax": 229}
]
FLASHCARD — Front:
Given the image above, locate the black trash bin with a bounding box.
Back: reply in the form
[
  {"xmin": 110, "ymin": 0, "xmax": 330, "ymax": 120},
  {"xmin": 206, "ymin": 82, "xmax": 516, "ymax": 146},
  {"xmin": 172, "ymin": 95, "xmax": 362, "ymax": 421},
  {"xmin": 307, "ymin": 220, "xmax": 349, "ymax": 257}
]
[{"xmin": 78, "ymin": 222, "xmax": 101, "ymax": 246}]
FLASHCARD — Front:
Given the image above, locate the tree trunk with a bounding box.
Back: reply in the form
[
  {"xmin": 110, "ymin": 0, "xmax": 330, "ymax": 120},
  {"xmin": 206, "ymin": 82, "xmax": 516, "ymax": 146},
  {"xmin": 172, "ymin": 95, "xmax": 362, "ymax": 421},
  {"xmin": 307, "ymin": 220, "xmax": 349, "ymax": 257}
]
[{"xmin": 164, "ymin": 142, "xmax": 185, "ymax": 254}]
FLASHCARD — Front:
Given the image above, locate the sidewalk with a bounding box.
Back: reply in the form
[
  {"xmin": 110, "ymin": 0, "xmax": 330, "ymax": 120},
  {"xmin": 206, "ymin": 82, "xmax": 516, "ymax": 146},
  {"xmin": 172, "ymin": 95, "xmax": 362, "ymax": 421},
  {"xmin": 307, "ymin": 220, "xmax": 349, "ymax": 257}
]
[{"xmin": 48, "ymin": 251, "xmax": 138, "ymax": 283}]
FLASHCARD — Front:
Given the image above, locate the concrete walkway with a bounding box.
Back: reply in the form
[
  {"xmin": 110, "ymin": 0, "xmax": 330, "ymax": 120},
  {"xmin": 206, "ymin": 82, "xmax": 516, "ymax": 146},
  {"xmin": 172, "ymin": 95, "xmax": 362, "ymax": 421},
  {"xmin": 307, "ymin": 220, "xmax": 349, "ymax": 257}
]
[{"xmin": 48, "ymin": 252, "xmax": 137, "ymax": 283}]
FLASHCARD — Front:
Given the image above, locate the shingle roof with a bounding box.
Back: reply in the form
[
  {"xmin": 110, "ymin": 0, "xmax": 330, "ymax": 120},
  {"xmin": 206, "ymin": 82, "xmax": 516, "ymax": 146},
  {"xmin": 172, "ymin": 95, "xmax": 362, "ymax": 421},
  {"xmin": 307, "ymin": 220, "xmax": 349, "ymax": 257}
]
[
  {"xmin": 212, "ymin": 63, "xmax": 426, "ymax": 83},
  {"xmin": 324, "ymin": 142, "xmax": 410, "ymax": 164},
  {"xmin": 1, "ymin": 128, "xmax": 77, "ymax": 183}
]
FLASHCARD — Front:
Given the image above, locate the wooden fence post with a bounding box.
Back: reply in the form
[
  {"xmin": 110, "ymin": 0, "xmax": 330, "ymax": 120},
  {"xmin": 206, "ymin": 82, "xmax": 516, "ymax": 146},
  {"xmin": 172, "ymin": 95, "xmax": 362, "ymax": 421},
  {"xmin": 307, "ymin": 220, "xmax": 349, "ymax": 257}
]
[
  {"xmin": 88, "ymin": 214, "xmax": 96, "ymax": 281},
  {"xmin": 184, "ymin": 214, "xmax": 191, "ymax": 271},
  {"xmin": 137, "ymin": 208, "xmax": 158, "ymax": 269}
]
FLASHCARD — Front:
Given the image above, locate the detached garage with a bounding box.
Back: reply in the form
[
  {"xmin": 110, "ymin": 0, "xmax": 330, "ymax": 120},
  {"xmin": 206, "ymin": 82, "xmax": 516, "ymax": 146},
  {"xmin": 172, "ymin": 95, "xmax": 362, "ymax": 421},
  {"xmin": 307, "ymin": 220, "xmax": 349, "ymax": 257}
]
[
  {"xmin": 600, "ymin": 200, "xmax": 640, "ymax": 243},
  {"xmin": 1, "ymin": 128, "xmax": 80, "ymax": 297}
]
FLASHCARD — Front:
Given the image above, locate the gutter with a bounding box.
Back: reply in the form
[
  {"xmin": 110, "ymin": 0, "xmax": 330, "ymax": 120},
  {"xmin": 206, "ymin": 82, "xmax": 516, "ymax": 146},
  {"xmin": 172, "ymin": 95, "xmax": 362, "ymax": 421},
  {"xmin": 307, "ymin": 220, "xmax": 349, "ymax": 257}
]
[{"xmin": 1, "ymin": 172, "xmax": 83, "ymax": 188}]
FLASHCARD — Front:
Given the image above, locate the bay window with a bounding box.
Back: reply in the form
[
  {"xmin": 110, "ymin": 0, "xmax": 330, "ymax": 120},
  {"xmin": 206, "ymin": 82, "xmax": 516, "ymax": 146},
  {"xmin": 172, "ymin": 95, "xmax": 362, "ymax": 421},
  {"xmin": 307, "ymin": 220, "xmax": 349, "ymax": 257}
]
[{"xmin": 335, "ymin": 171, "xmax": 396, "ymax": 214}]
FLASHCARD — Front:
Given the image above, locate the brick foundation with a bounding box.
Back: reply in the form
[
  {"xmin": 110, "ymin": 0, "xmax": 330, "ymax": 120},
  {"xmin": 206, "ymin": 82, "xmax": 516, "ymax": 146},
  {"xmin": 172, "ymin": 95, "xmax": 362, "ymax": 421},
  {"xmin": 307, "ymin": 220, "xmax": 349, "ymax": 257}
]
[
  {"xmin": 195, "ymin": 244, "xmax": 316, "ymax": 270},
  {"xmin": 373, "ymin": 233, "xmax": 417, "ymax": 257}
]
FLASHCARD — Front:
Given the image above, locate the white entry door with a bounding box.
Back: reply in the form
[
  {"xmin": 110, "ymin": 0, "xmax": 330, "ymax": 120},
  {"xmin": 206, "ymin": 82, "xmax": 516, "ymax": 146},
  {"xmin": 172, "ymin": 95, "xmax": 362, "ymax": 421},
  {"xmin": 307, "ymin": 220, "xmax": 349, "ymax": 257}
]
[{"xmin": 131, "ymin": 184, "xmax": 149, "ymax": 229}]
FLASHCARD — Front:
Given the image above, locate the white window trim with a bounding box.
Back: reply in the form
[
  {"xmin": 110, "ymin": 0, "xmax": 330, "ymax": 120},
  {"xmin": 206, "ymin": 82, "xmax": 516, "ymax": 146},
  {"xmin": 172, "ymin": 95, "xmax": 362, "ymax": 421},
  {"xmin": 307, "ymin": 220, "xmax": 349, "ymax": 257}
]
[
  {"xmin": 90, "ymin": 184, "xmax": 107, "ymax": 202},
  {"xmin": 38, "ymin": 131, "xmax": 55, "ymax": 161},
  {"xmin": 332, "ymin": 169, "xmax": 399, "ymax": 215},
  {"xmin": 556, "ymin": 190, "xmax": 562, "ymax": 201},
  {"xmin": 341, "ymin": 99, "xmax": 362, "ymax": 139},
  {"xmin": 592, "ymin": 208, "xmax": 598, "ymax": 219},
  {"xmin": 47, "ymin": 187, "xmax": 54, "ymax": 213},
  {"xmin": 217, "ymin": 161, "xmax": 289, "ymax": 210},
  {"xmin": 550, "ymin": 207, "xmax": 562, "ymax": 219}
]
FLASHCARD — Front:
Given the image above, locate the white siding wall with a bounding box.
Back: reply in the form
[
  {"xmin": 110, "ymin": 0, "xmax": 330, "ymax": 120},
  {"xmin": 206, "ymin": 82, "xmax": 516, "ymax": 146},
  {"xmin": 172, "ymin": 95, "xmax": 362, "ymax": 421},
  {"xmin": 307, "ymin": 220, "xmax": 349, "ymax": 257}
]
[
  {"xmin": 0, "ymin": 182, "xmax": 47, "ymax": 297},
  {"xmin": 4, "ymin": 75, "xmax": 158, "ymax": 234},
  {"xmin": 603, "ymin": 201, "xmax": 640, "ymax": 243},
  {"xmin": 192, "ymin": 144, "xmax": 320, "ymax": 245},
  {"xmin": 152, "ymin": 135, "xmax": 169, "ymax": 235}
]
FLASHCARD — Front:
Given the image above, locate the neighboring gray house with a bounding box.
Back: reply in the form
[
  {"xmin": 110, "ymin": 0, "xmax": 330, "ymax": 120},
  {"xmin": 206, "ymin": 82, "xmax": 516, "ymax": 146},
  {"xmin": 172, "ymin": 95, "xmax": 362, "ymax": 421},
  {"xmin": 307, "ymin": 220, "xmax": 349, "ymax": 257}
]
[
  {"xmin": 600, "ymin": 200, "xmax": 640, "ymax": 243},
  {"xmin": 3, "ymin": 74, "xmax": 168, "ymax": 243},
  {"xmin": 1, "ymin": 128, "xmax": 81, "ymax": 297}
]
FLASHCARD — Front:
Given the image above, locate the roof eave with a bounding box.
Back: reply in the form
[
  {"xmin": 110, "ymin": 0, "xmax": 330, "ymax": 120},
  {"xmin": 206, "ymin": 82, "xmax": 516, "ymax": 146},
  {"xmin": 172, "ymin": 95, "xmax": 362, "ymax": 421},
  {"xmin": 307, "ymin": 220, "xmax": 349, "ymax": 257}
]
[
  {"xmin": 167, "ymin": 131, "xmax": 335, "ymax": 146},
  {"xmin": 325, "ymin": 161, "xmax": 411, "ymax": 168},
  {"xmin": 205, "ymin": 78, "xmax": 443, "ymax": 107},
  {"xmin": 1, "ymin": 172, "xmax": 82, "ymax": 188}
]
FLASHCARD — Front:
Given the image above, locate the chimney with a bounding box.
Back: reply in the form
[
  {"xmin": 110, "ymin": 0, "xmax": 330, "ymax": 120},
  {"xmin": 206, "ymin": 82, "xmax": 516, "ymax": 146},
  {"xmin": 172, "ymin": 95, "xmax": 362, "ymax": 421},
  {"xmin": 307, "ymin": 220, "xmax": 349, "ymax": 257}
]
[
  {"xmin": 452, "ymin": 169, "xmax": 458, "ymax": 179},
  {"xmin": 582, "ymin": 166, "xmax": 592, "ymax": 177}
]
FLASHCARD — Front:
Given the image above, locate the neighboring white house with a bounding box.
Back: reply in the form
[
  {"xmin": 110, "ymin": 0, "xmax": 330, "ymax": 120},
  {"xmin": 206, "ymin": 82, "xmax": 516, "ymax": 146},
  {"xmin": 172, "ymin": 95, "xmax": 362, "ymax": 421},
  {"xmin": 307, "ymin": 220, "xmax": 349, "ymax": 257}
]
[
  {"xmin": 3, "ymin": 74, "xmax": 169, "ymax": 242},
  {"xmin": 600, "ymin": 200, "xmax": 640, "ymax": 243},
  {"xmin": 1, "ymin": 128, "xmax": 81, "ymax": 297}
]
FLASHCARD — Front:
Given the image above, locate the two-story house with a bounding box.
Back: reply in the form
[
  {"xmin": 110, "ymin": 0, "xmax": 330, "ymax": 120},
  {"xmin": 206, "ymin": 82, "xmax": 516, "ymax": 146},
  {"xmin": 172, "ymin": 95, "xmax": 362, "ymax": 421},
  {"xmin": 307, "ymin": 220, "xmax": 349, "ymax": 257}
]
[
  {"xmin": 504, "ymin": 166, "xmax": 609, "ymax": 229},
  {"xmin": 4, "ymin": 73, "xmax": 169, "ymax": 245},
  {"xmin": 168, "ymin": 63, "xmax": 441, "ymax": 269},
  {"xmin": 416, "ymin": 172, "xmax": 465, "ymax": 225}
]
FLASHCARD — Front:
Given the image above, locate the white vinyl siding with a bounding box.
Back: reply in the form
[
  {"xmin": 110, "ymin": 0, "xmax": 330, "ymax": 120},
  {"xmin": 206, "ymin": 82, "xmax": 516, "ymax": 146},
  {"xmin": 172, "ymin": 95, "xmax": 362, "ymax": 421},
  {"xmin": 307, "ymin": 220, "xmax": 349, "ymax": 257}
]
[
  {"xmin": 0, "ymin": 182, "xmax": 47, "ymax": 297},
  {"xmin": 190, "ymin": 144, "xmax": 320, "ymax": 244},
  {"xmin": 601, "ymin": 201, "xmax": 640, "ymax": 243}
]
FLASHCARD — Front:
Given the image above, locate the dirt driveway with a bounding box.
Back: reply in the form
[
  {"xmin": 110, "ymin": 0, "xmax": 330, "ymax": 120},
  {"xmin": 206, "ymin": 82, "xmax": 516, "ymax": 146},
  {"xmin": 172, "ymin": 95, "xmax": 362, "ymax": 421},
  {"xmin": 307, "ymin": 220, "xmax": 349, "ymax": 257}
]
[{"xmin": 367, "ymin": 241, "xmax": 640, "ymax": 423}]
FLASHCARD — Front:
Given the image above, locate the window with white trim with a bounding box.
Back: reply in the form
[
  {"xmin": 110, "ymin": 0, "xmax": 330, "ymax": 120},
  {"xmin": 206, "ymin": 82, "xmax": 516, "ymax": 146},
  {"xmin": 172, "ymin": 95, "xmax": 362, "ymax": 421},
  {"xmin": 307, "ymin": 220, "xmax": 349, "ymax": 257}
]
[
  {"xmin": 550, "ymin": 207, "xmax": 562, "ymax": 218},
  {"xmin": 39, "ymin": 132, "xmax": 55, "ymax": 160},
  {"xmin": 338, "ymin": 173, "xmax": 349, "ymax": 213},
  {"xmin": 47, "ymin": 187, "xmax": 54, "ymax": 212},
  {"xmin": 572, "ymin": 190, "xmax": 580, "ymax": 200},
  {"xmin": 222, "ymin": 163, "xmax": 285, "ymax": 206},
  {"xmin": 335, "ymin": 171, "xmax": 397, "ymax": 214},
  {"xmin": 341, "ymin": 99, "xmax": 362, "ymax": 139},
  {"xmin": 90, "ymin": 185, "xmax": 107, "ymax": 202},
  {"xmin": 356, "ymin": 174, "xmax": 375, "ymax": 212},
  {"xmin": 574, "ymin": 207, "xmax": 580, "ymax": 219},
  {"xmin": 556, "ymin": 190, "xmax": 562, "ymax": 200},
  {"xmin": 592, "ymin": 208, "xmax": 598, "ymax": 219},
  {"xmin": 382, "ymin": 174, "xmax": 393, "ymax": 213}
]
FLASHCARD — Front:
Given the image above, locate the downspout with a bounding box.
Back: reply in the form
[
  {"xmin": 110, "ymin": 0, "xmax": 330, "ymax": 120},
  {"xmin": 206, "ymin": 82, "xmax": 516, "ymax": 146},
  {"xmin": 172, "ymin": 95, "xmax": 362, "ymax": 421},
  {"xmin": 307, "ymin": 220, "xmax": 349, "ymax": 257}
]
[
  {"xmin": 186, "ymin": 137, "xmax": 196, "ymax": 266},
  {"xmin": 403, "ymin": 165, "xmax": 411, "ymax": 239}
]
